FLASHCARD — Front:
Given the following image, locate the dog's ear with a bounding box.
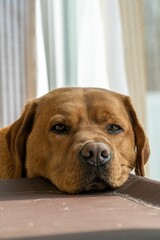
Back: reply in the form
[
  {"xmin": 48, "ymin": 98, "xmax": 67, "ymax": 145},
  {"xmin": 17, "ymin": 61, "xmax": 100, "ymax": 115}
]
[
  {"xmin": 6, "ymin": 101, "xmax": 37, "ymax": 177},
  {"xmin": 124, "ymin": 97, "xmax": 150, "ymax": 176}
]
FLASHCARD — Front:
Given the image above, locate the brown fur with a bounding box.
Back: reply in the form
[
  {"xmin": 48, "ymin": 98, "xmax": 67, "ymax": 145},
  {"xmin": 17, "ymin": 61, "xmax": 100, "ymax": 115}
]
[{"xmin": 0, "ymin": 88, "xmax": 150, "ymax": 193}]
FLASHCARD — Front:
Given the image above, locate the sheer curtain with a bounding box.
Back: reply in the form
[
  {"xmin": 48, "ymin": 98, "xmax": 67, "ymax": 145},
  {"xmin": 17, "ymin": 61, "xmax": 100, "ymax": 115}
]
[
  {"xmin": 0, "ymin": 0, "xmax": 36, "ymax": 127},
  {"xmin": 37, "ymin": 0, "xmax": 128, "ymax": 95},
  {"xmin": 120, "ymin": 0, "xmax": 147, "ymax": 127}
]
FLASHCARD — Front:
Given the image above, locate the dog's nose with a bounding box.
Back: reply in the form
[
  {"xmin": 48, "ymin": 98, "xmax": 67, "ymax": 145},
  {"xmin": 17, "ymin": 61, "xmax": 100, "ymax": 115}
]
[{"xmin": 80, "ymin": 142, "xmax": 112, "ymax": 166}]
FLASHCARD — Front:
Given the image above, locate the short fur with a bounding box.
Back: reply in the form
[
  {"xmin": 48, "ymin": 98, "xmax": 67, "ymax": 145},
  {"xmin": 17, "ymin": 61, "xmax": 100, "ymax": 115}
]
[{"xmin": 0, "ymin": 88, "xmax": 150, "ymax": 193}]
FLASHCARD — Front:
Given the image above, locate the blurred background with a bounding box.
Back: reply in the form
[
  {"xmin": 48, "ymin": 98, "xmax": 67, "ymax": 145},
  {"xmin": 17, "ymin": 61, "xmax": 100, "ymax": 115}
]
[{"xmin": 0, "ymin": 0, "xmax": 160, "ymax": 180}]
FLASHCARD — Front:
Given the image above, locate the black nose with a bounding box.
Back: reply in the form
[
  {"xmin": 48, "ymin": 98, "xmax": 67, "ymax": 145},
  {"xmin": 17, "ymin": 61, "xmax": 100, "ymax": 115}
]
[{"xmin": 80, "ymin": 142, "xmax": 112, "ymax": 166}]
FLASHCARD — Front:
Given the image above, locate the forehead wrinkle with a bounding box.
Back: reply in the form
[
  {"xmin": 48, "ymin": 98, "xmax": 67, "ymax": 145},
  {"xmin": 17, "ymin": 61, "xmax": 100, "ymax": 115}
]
[
  {"xmin": 82, "ymin": 91, "xmax": 130, "ymax": 125},
  {"xmin": 52, "ymin": 100, "xmax": 88, "ymax": 126},
  {"xmin": 96, "ymin": 111, "xmax": 121, "ymax": 123}
]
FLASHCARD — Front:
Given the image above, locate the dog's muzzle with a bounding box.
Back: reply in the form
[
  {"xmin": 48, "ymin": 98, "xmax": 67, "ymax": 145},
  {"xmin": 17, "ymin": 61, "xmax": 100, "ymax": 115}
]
[{"xmin": 80, "ymin": 142, "xmax": 112, "ymax": 166}]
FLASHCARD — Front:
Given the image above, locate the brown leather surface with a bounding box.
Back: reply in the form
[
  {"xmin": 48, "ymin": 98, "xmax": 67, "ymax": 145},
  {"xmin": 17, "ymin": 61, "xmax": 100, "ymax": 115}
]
[
  {"xmin": 0, "ymin": 174, "xmax": 160, "ymax": 239},
  {"xmin": 117, "ymin": 174, "xmax": 160, "ymax": 207}
]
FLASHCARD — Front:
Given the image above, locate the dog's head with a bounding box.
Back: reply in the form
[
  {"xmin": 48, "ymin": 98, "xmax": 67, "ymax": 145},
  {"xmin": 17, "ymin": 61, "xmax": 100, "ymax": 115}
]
[{"xmin": 6, "ymin": 88, "xmax": 150, "ymax": 193}]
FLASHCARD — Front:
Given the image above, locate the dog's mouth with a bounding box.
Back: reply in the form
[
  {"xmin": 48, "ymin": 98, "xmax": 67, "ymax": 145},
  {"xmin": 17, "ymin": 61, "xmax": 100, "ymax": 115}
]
[{"xmin": 78, "ymin": 164, "xmax": 112, "ymax": 193}]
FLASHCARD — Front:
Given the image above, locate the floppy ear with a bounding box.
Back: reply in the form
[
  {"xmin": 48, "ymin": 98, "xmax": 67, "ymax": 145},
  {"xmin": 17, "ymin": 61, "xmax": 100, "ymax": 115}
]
[
  {"xmin": 6, "ymin": 101, "xmax": 37, "ymax": 177},
  {"xmin": 124, "ymin": 97, "xmax": 150, "ymax": 176}
]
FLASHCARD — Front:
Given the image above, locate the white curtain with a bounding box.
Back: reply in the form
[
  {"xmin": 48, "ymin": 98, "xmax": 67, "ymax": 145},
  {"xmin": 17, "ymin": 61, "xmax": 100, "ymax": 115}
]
[
  {"xmin": 76, "ymin": 0, "xmax": 109, "ymax": 88},
  {"xmin": 101, "ymin": 0, "xmax": 128, "ymax": 94},
  {"xmin": 37, "ymin": 0, "xmax": 128, "ymax": 96},
  {"xmin": 0, "ymin": 0, "xmax": 36, "ymax": 127}
]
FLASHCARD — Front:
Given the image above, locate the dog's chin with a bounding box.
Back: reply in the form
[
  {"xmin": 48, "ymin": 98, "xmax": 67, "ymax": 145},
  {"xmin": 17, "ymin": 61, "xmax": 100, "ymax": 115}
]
[
  {"xmin": 50, "ymin": 168, "xmax": 129, "ymax": 194},
  {"xmin": 66, "ymin": 172, "xmax": 129, "ymax": 194},
  {"xmin": 80, "ymin": 177, "xmax": 112, "ymax": 193},
  {"xmin": 54, "ymin": 177, "xmax": 112, "ymax": 194}
]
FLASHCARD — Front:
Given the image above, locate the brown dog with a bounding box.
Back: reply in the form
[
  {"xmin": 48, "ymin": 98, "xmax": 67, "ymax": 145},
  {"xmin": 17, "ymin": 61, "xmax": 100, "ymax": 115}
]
[{"xmin": 0, "ymin": 88, "xmax": 150, "ymax": 193}]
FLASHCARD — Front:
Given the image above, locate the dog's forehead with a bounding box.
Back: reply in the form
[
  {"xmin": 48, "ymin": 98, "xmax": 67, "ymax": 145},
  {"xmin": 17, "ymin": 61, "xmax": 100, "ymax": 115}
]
[
  {"xmin": 37, "ymin": 88, "xmax": 128, "ymax": 118},
  {"xmin": 40, "ymin": 88, "xmax": 123, "ymax": 107},
  {"xmin": 40, "ymin": 88, "xmax": 124, "ymax": 103}
]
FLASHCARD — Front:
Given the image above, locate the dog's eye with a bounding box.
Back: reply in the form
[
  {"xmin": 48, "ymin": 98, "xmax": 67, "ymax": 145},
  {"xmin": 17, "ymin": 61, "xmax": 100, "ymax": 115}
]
[
  {"xmin": 107, "ymin": 124, "xmax": 123, "ymax": 134},
  {"xmin": 51, "ymin": 124, "xmax": 69, "ymax": 134}
]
